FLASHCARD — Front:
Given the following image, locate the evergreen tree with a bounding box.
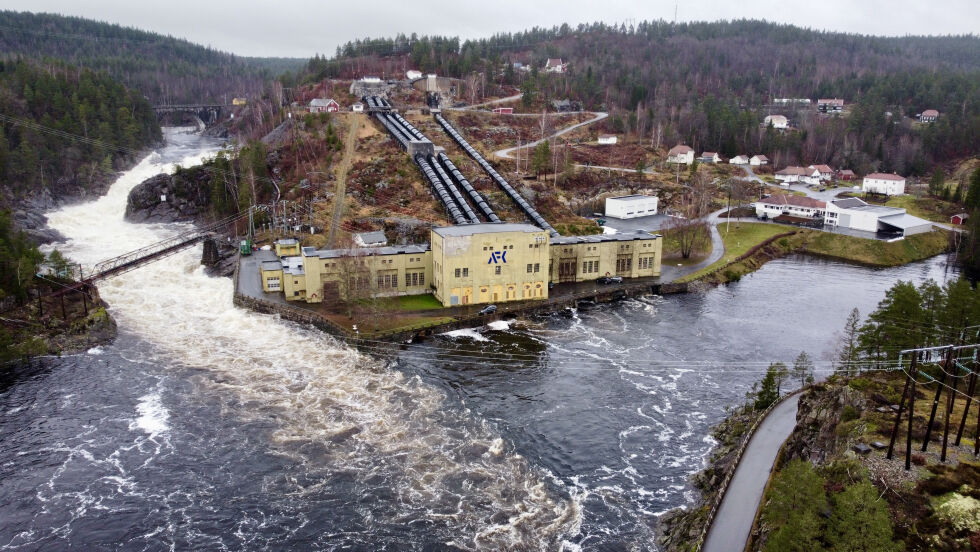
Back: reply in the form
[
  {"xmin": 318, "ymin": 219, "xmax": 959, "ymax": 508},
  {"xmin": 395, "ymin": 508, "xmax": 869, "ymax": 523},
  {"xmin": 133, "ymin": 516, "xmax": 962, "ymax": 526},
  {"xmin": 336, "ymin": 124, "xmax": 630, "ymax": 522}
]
[
  {"xmin": 793, "ymin": 351, "xmax": 815, "ymax": 386},
  {"xmin": 771, "ymin": 361, "xmax": 789, "ymax": 396},
  {"xmin": 755, "ymin": 364, "xmax": 779, "ymax": 410},
  {"xmin": 763, "ymin": 460, "xmax": 828, "ymax": 552},
  {"xmin": 531, "ymin": 140, "xmax": 551, "ymax": 175},
  {"xmin": 826, "ymin": 481, "xmax": 901, "ymax": 552},
  {"xmin": 928, "ymin": 167, "xmax": 944, "ymax": 197},
  {"xmin": 836, "ymin": 308, "xmax": 862, "ymax": 374}
]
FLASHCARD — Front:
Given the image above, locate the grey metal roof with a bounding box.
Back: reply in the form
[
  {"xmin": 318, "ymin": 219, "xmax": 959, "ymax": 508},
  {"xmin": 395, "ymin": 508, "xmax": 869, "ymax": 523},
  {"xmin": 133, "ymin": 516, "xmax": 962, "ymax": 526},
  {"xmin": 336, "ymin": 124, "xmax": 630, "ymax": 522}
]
[
  {"xmin": 551, "ymin": 231, "xmax": 660, "ymax": 245},
  {"xmin": 432, "ymin": 223, "xmax": 545, "ymax": 237},
  {"xmin": 849, "ymin": 205, "xmax": 905, "ymax": 216},
  {"xmin": 276, "ymin": 238, "xmax": 298, "ymax": 245},
  {"xmin": 832, "ymin": 198, "xmax": 868, "ymax": 209},
  {"xmin": 608, "ymin": 195, "xmax": 657, "ymax": 202},
  {"xmin": 355, "ymin": 231, "xmax": 387, "ymax": 244},
  {"xmin": 878, "ymin": 213, "xmax": 933, "ymax": 230},
  {"xmin": 261, "ymin": 261, "xmax": 283, "ymax": 270},
  {"xmin": 282, "ymin": 256, "xmax": 304, "ymax": 276},
  {"xmin": 304, "ymin": 244, "xmax": 430, "ymax": 259}
]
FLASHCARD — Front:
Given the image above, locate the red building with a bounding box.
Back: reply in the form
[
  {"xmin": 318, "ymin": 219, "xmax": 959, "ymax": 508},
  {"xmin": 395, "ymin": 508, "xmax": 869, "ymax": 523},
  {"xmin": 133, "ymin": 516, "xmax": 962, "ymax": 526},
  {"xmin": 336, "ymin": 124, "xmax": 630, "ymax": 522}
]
[
  {"xmin": 492, "ymin": 107, "xmax": 514, "ymax": 114},
  {"xmin": 951, "ymin": 213, "xmax": 969, "ymax": 225}
]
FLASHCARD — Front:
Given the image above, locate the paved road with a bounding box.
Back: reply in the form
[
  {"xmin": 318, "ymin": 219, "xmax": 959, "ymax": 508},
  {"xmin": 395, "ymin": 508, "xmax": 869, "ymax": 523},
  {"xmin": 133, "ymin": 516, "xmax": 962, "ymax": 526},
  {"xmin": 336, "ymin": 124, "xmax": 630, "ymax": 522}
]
[
  {"xmin": 493, "ymin": 111, "xmax": 609, "ymax": 160},
  {"xmin": 444, "ymin": 93, "xmax": 522, "ymax": 111},
  {"xmin": 702, "ymin": 393, "xmax": 802, "ymax": 552}
]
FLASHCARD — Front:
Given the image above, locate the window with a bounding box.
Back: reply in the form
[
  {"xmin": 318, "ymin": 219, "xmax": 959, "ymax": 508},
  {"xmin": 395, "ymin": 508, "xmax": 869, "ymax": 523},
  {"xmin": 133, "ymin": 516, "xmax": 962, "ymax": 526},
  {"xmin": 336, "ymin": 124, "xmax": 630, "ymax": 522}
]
[
  {"xmin": 489, "ymin": 246, "xmax": 494, "ymax": 251},
  {"xmin": 294, "ymin": 291, "xmax": 299, "ymax": 297},
  {"xmin": 534, "ymin": 263, "xmax": 540, "ymax": 273},
  {"xmin": 266, "ymin": 277, "xmax": 281, "ymax": 291},
  {"xmin": 462, "ymin": 268, "xmax": 469, "ymax": 277},
  {"xmin": 455, "ymin": 268, "xmax": 461, "ymax": 278},
  {"xmin": 408, "ymin": 271, "xmax": 425, "ymax": 287},
  {"xmin": 495, "ymin": 266, "xmax": 501, "ymax": 275},
  {"xmin": 527, "ymin": 263, "xmax": 533, "ymax": 273}
]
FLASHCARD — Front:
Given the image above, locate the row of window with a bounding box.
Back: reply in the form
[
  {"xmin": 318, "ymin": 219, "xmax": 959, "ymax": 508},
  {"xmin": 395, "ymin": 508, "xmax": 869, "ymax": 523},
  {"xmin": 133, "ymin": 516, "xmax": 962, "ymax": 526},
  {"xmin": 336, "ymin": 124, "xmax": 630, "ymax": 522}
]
[
  {"xmin": 483, "ymin": 245, "xmax": 516, "ymax": 251},
  {"xmin": 407, "ymin": 271, "xmax": 425, "ymax": 287},
  {"xmin": 377, "ymin": 272, "xmax": 425, "ymax": 289},
  {"xmin": 454, "ymin": 267, "xmax": 470, "ymax": 278},
  {"xmin": 639, "ymin": 256, "xmax": 655, "ymax": 270},
  {"xmin": 525, "ymin": 263, "xmax": 541, "ymax": 273},
  {"xmin": 583, "ymin": 260, "xmax": 599, "ymax": 274}
]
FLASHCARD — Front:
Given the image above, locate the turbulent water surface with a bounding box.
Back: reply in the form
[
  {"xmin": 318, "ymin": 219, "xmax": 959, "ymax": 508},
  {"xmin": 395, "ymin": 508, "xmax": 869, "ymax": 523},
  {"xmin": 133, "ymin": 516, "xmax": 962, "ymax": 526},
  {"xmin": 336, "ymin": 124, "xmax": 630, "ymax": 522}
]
[{"xmin": 0, "ymin": 130, "xmax": 958, "ymax": 550}]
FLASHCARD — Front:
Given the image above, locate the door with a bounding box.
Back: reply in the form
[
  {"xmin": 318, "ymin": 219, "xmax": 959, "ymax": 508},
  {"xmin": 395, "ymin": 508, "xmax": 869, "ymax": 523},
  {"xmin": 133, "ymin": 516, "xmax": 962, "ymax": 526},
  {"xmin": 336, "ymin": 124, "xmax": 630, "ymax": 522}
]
[{"xmin": 558, "ymin": 258, "xmax": 577, "ymax": 283}]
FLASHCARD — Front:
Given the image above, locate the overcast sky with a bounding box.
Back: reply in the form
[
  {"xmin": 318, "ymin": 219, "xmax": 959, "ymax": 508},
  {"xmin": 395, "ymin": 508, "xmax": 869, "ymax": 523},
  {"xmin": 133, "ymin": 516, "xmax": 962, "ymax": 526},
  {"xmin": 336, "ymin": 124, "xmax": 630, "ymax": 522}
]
[{"xmin": 5, "ymin": 0, "xmax": 978, "ymax": 58}]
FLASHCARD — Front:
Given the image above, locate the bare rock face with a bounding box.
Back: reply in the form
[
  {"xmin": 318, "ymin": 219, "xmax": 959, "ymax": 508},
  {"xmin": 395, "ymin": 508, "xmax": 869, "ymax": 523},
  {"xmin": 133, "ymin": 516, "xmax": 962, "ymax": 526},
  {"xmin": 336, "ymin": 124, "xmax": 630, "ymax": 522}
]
[
  {"xmin": 125, "ymin": 170, "xmax": 210, "ymax": 223},
  {"xmin": 782, "ymin": 382, "xmax": 867, "ymax": 463}
]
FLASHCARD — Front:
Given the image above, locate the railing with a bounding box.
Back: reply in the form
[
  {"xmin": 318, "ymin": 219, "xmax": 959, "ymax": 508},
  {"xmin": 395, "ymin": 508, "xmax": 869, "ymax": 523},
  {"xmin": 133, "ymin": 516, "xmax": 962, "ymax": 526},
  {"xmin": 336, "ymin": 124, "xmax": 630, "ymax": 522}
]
[{"xmin": 692, "ymin": 390, "xmax": 802, "ymax": 552}]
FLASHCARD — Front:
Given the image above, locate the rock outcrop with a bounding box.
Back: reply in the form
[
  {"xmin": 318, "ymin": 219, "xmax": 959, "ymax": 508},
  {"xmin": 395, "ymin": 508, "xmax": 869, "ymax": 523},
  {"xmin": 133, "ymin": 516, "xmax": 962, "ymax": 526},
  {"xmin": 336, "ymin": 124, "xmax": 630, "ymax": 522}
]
[{"xmin": 126, "ymin": 168, "xmax": 211, "ymax": 223}]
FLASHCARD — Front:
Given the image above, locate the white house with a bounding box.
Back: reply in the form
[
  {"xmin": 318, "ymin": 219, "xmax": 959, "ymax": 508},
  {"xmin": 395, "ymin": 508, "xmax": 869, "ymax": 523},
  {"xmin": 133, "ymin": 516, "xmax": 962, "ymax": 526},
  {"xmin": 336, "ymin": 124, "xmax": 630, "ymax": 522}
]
[
  {"xmin": 351, "ymin": 102, "xmax": 364, "ymax": 113},
  {"xmin": 750, "ymin": 155, "xmax": 769, "ymax": 166},
  {"xmin": 824, "ymin": 198, "xmax": 931, "ymax": 236},
  {"xmin": 353, "ymin": 231, "xmax": 387, "ymax": 248},
  {"xmin": 862, "ymin": 173, "xmax": 906, "ymax": 196},
  {"xmin": 775, "ymin": 166, "xmax": 821, "ymax": 185},
  {"xmin": 919, "ymin": 109, "xmax": 939, "ymax": 123},
  {"xmin": 605, "ymin": 195, "xmax": 659, "ymax": 219},
  {"xmin": 359, "ymin": 76, "xmax": 382, "ymax": 84},
  {"xmin": 729, "ymin": 155, "xmax": 750, "ymax": 165},
  {"xmin": 754, "ymin": 194, "xmax": 826, "ymax": 220},
  {"xmin": 818, "ymin": 98, "xmax": 845, "ymax": 113},
  {"xmin": 667, "ymin": 145, "xmax": 695, "ymax": 165},
  {"xmin": 598, "ymin": 134, "xmax": 618, "ymax": 145},
  {"xmin": 544, "ymin": 58, "xmax": 567, "ymax": 73},
  {"xmin": 808, "ymin": 164, "xmax": 835, "ymax": 181},
  {"xmin": 309, "ymin": 98, "xmax": 340, "ymax": 113},
  {"xmin": 406, "ymin": 70, "xmax": 423, "ymax": 80},
  {"xmin": 764, "ymin": 115, "xmax": 789, "ymax": 129},
  {"xmin": 698, "ymin": 152, "xmax": 721, "ymax": 163}
]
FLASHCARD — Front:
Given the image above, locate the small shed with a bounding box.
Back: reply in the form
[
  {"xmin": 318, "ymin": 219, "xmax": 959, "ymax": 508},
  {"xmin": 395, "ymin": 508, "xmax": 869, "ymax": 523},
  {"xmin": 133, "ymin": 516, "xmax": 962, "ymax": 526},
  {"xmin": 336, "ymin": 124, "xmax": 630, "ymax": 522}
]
[
  {"xmin": 951, "ymin": 213, "xmax": 969, "ymax": 225},
  {"xmin": 351, "ymin": 102, "xmax": 364, "ymax": 113},
  {"xmin": 492, "ymin": 107, "xmax": 514, "ymax": 114},
  {"xmin": 354, "ymin": 231, "xmax": 387, "ymax": 248},
  {"xmin": 598, "ymin": 134, "xmax": 618, "ymax": 145}
]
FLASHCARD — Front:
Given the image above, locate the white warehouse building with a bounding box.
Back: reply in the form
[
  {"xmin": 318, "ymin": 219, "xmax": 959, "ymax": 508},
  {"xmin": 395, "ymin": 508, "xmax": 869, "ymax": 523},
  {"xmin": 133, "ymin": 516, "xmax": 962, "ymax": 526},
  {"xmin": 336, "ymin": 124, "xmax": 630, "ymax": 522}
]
[
  {"xmin": 605, "ymin": 195, "xmax": 659, "ymax": 219},
  {"xmin": 824, "ymin": 198, "xmax": 932, "ymax": 236}
]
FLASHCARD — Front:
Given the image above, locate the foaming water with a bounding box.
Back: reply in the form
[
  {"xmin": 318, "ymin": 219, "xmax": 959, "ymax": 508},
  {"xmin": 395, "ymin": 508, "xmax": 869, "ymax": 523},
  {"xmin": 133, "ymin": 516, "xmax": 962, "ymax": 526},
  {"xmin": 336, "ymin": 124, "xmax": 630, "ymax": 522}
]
[
  {"xmin": 1, "ymin": 129, "xmax": 578, "ymax": 550},
  {"xmin": 395, "ymin": 253, "xmax": 958, "ymax": 549}
]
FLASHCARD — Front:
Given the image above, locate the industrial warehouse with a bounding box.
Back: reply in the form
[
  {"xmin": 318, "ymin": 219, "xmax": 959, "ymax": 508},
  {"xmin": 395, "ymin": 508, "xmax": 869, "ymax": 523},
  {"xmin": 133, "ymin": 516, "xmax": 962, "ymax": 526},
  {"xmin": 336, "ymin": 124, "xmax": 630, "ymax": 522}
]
[{"xmin": 257, "ymin": 96, "xmax": 662, "ymax": 308}]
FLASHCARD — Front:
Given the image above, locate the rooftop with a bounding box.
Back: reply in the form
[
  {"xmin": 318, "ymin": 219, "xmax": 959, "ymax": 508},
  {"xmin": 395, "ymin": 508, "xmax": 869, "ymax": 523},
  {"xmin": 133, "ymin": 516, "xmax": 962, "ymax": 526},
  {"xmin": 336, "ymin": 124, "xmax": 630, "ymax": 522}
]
[
  {"xmin": 432, "ymin": 223, "xmax": 546, "ymax": 237},
  {"xmin": 608, "ymin": 194, "xmax": 658, "ymax": 202},
  {"xmin": 865, "ymin": 173, "xmax": 905, "ymax": 181},
  {"xmin": 275, "ymin": 238, "xmax": 298, "ymax": 245},
  {"xmin": 301, "ymin": 244, "xmax": 429, "ymax": 260},
  {"xmin": 878, "ymin": 213, "xmax": 933, "ymax": 230},
  {"xmin": 668, "ymin": 145, "xmax": 694, "ymax": 155},
  {"xmin": 759, "ymin": 194, "xmax": 826, "ymax": 209},
  {"xmin": 354, "ymin": 231, "xmax": 387, "ymax": 244},
  {"xmin": 552, "ymin": 230, "xmax": 660, "ymax": 245},
  {"xmin": 261, "ymin": 260, "xmax": 282, "ymax": 270}
]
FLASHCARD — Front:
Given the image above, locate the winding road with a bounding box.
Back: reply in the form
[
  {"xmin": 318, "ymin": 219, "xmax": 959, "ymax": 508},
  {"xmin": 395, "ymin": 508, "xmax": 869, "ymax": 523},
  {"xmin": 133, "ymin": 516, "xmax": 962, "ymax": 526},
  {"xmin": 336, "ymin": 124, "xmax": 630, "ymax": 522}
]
[
  {"xmin": 493, "ymin": 111, "xmax": 609, "ymax": 160},
  {"xmin": 702, "ymin": 394, "xmax": 802, "ymax": 552}
]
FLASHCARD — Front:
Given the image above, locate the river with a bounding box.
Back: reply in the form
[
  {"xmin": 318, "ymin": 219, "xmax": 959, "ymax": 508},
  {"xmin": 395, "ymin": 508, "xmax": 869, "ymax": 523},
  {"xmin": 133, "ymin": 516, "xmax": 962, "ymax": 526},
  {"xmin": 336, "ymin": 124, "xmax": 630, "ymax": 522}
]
[{"xmin": 0, "ymin": 130, "xmax": 959, "ymax": 550}]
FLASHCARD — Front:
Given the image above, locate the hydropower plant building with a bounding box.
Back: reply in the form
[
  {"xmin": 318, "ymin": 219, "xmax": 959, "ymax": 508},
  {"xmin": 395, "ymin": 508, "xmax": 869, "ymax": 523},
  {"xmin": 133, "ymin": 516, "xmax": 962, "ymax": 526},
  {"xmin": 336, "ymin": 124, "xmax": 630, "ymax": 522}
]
[{"xmin": 260, "ymin": 223, "xmax": 662, "ymax": 307}]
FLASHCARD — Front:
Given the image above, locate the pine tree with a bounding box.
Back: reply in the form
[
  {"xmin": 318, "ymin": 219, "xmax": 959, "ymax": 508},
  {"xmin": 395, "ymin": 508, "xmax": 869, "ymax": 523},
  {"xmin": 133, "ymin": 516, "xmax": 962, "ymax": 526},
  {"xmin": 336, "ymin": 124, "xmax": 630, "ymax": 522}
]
[
  {"xmin": 826, "ymin": 481, "xmax": 901, "ymax": 552},
  {"xmin": 836, "ymin": 308, "xmax": 861, "ymax": 374},
  {"xmin": 793, "ymin": 351, "xmax": 815, "ymax": 386},
  {"xmin": 928, "ymin": 167, "xmax": 944, "ymax": 197},
  {"xmin": 763, "ymin": 460, "xmax": 828, "ymax": 552},
  {"xmin": 755, "ymin": 364, "xmax": 779, "ymax": 410}
]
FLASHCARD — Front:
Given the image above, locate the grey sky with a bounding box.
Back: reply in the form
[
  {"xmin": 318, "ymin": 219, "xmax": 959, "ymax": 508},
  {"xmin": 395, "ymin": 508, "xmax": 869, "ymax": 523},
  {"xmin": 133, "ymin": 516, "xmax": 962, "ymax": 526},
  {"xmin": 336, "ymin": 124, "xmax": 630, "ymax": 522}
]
[{"xmin": 5, "ymin": 0, "xmax": 978, "ymax": 58}]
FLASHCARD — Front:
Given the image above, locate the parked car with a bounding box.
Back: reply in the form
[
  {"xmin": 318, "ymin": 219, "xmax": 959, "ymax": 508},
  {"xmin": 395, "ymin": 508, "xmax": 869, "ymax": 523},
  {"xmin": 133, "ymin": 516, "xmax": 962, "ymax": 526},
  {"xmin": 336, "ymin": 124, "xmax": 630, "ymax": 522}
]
[
  {"xmin": 478, "ymin": 304, "xmax": 497, "ymax": 315},
  {"xmin": 597, "ymin": 276, "xmax": 623, "ymax": 284}
]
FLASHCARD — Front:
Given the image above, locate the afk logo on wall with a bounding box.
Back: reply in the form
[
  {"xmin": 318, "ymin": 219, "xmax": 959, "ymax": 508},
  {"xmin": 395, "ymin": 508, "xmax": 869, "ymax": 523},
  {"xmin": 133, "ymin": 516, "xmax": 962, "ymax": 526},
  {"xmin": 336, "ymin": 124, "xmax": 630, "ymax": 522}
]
[{"xmin": 488, "ymin": 251, "xmax": 507, "ymax": 264}]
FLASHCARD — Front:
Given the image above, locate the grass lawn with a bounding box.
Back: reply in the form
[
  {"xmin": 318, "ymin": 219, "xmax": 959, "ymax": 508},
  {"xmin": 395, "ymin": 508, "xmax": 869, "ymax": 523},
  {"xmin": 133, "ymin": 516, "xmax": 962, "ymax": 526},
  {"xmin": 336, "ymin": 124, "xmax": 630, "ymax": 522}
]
[
  {"xmin": 368, "ymin": 293, "xmax": 444, "ymax": 312},
  {"xmin": 884, "ymin": 195, "xmax": 961, "ymax": 224},
  {"xmin": 678, "ymin": 223, "xmax": 792, "ymax": 282},
  {"xmin": 805, "ymin": 229, "xmax": 950, "ymax": 266}
]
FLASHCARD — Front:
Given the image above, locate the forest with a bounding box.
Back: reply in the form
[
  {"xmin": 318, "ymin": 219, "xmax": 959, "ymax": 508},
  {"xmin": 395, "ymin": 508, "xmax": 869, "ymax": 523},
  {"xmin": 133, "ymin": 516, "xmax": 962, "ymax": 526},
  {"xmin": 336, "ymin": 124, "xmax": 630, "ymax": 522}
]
[
  {"xmin": 0, "ymin": 58, "xmax": 161, "ymax": 199},
  {"xmin": 308, "ymin": 20, "xmax": 980, "ymax": 175},
  {"xmin": 0, "ymin": 10, "xmax": 302, "ymax": 104}
]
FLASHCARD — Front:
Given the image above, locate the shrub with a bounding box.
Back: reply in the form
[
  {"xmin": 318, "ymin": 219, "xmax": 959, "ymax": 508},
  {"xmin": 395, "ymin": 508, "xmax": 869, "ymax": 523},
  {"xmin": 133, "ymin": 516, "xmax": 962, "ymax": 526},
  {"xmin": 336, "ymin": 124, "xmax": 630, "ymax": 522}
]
[{"xmin": 841, "ymin": 405, "xmax": 860, "ymax": 422}]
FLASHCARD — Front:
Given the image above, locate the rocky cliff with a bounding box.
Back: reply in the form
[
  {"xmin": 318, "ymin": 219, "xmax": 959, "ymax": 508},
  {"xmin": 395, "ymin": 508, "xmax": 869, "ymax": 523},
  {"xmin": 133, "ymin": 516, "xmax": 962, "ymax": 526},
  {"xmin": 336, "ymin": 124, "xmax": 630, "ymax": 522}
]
[{"xmin": 125, "ymin": 167, "xmax": 212, "ymax": 223}]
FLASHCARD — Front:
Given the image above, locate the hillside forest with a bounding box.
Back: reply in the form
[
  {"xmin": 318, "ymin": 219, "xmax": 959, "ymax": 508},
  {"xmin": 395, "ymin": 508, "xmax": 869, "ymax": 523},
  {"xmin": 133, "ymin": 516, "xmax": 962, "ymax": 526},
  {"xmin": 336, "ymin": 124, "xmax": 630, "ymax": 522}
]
[
  {"xmin": 306, "ymin": 20, "xmax": 980, "ymax": 177},
  {"xmin": 0, "ymin": 11, "xmax": 303, "ymax": 105}
]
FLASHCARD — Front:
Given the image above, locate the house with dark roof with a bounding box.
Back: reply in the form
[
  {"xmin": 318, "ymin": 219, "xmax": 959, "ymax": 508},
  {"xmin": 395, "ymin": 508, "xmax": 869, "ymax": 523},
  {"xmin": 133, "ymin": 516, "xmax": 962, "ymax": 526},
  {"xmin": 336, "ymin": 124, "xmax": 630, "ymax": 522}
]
[
  {"xmin": 698, "ymin": 152, "xmax": 721, "ymax": 163},
  {"xmin": 754, "ymin": 194, "xmax": 826, "ymax": 220},
  {"xmin": 775, "ymin": 166, "xmax": 820, "ymax": 185},
  {"xmin": 667, "ymin": 145, "xmax": 695, "ymax": 165},
  {"xmin": 750, "ymin": 155, "xmax": 769, "ymax": 166},
  {"xmin": 817, "ymin": 98, "xmax": 844, "ymax": 113},
  {"xmin": 808, "ymin": 164, "xmax": 835, "ymax": 181}
]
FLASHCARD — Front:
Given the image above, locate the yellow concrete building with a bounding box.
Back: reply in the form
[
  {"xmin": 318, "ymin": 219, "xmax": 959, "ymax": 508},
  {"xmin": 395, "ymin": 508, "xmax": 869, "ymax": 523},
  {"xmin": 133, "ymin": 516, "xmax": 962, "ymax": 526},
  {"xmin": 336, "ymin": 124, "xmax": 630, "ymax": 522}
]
[
  {"xmin": 259, "ymin": 223, "xmax": 662, "ymax": 308},
  {"xmin": 431, "ymin": 224, "xmax": 551, "ymax": 306}
]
